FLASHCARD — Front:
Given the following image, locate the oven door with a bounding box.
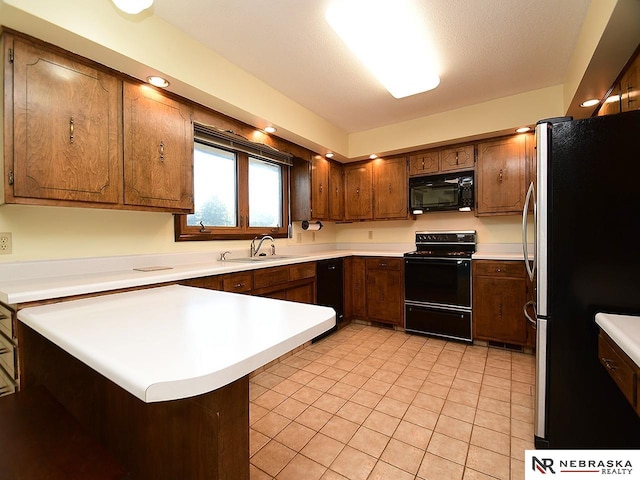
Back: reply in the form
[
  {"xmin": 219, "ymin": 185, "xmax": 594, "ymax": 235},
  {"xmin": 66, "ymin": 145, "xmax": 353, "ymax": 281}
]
[{"xmin": 404, "ymin": 257, "xmax": 471, "ymax": 308}]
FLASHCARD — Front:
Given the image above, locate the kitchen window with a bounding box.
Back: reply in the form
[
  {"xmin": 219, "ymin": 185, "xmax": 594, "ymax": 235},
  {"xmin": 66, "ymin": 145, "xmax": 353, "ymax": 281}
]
[{"xmin": 174, "ymin": 125, "xmax": 292, "ymax": 241}]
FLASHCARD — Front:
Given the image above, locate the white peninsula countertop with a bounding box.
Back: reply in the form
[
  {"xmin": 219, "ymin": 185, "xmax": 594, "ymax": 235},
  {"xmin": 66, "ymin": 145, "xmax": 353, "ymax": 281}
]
[
  {"xmin": 595, "ymin": 312, "xmax": 640, "ymax": 366},
  {"xmin": 18, "ymin": 285, "xmax": 336, "ymax": 403}
]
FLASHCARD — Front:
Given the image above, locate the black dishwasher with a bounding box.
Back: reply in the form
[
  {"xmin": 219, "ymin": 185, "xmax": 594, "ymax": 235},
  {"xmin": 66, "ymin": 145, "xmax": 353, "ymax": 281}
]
[{"xmin": 314, "ymin": 258, "xmax": 344, "ymax": 341}]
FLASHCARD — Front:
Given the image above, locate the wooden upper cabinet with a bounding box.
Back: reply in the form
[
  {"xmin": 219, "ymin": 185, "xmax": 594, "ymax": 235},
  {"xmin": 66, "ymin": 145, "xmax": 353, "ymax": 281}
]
[
  {"xmin": 311, "ymin": 156, "xmax": 329, "ymax": 220},
  {"xmin": 440, "ymin": 144, "xmax": 474, "ymax": 172},
  {"xmin": 329, "ymin": 161, "xmax": 345, "ymax": 221},
  {"xmin": 373, "ymin": 157, "xmax": 408, "ymax": 220},
  {"xmin": 344, "ymin": 162, "xmax": 373, "ymax": 220},
  {"xmin": 476, "ymin": 134, "xmax": 530, "ymax": 216},
  {"xmin": 408, "ymin": 150, "xmax": 438, "ymax": 176},
  {"xmin": 621, "ymin": 52, "xmax": 640, "ymax": 112},
  {"xmin": 9, "ymin": 34, "xmax": 122, "ymax": 205},
  {"xmin": 123, "ymin": 81, "xmax": 194, "ymax": 212}
]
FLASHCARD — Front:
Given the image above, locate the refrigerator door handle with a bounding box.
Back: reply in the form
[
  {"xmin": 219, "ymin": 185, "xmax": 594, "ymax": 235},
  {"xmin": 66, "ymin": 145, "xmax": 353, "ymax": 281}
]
[
  {"xmin": 522, "ymin": 181, "xmax": 536, "ymax": 281},
  {"xmin": 523, "ymin": 300, "xmax": 537, "ymax": 328}
]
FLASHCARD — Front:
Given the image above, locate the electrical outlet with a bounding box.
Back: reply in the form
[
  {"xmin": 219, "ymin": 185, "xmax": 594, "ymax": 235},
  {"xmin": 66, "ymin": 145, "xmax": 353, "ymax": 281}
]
[{"xmin": 0, "ymin": 233, "xmax": 12, "ymax": 254}]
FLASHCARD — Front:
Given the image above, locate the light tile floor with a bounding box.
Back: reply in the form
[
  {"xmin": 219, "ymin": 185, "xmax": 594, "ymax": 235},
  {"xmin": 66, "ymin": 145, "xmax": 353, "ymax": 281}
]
[{"xmin": 249, "ymin": 323, "xmax": 535, "ymax": 480}]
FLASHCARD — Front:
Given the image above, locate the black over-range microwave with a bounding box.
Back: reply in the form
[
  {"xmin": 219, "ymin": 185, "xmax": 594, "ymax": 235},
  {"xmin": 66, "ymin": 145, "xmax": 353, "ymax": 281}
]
[{"xmin": 409, "ymin": 171, "xmax": 474, "ymax": 213}]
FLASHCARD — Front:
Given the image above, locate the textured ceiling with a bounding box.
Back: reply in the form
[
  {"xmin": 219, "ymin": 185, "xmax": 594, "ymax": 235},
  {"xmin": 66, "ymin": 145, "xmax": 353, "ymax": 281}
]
[{"xmin": 152, "ymin": 0, "xmax": 591, "ymax": 134}]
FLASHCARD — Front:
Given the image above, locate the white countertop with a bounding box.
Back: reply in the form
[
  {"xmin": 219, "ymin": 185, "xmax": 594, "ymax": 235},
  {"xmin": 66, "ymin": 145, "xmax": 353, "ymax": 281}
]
[
  {"xmin": 0, "ymin": 248, "xmax": 408, "ymax": 305},
  {"xmin": 595, "ymin": 312, "xmax": 640, "ymax": 366},
  {"xmin": 18, "ymin": 285, "xmax": 336, "ymax": 402},
  {"xmin": 472, "ymin": 243, "xmax": 532, "ymax": 261}
]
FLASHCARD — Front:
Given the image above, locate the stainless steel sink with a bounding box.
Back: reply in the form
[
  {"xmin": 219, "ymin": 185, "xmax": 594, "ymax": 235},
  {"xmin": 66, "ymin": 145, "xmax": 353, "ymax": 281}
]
[{"xmin": 224, "ymin": 255, "xmax": 302, "ymax": 263}]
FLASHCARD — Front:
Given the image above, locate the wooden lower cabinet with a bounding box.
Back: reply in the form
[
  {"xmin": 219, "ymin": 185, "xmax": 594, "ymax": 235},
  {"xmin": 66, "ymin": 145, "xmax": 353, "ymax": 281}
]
[
  {"xmin": 598, "ymin": 331, "xmax": 639, "ymax": 416},
  {"xmin": 345, "ymin": 257, "xmax": 403, "ymax": 327},
  {"xmin": 180, "ymin": 262, "xmax": 316, "ymax": 304},
  {"xmin": 473, "ymin": 260, "xmax": 531, "ymax": 346}
]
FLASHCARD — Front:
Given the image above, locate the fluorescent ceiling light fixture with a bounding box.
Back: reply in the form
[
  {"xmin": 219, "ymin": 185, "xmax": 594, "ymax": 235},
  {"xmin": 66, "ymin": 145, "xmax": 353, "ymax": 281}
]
[
  {"xmin": 112, "ymin": 0, "xmax": 153, "ymax": 14},
  {"xmin": 147, "ymin": 76, "xmax": 169, "ymax": 88},
  {"xmin": 580, "ymin": 99, "xmax": 600, "ymax": 108},
  {"xmin": 326, "ymin": 0, "xmax": 440, "ymax": 99}
]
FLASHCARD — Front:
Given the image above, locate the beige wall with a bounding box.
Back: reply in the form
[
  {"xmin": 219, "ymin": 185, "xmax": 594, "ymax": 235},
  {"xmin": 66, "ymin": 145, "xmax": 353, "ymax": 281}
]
[{"xmin": 0, "ymin": 0, "xmax": 627, "ymax": 262}]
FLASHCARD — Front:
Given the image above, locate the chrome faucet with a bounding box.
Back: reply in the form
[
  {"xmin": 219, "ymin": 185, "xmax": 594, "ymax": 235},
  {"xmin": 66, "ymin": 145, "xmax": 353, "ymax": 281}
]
[{"xmin": 251, "ymin": 235, "xmax": 275, "ymax": 257}]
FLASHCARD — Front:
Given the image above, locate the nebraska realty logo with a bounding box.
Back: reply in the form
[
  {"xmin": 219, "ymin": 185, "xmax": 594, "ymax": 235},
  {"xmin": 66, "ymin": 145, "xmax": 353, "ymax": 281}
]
[{"xmin": 525, "ymin": 450, "xmax": 639, "ymax": 479}]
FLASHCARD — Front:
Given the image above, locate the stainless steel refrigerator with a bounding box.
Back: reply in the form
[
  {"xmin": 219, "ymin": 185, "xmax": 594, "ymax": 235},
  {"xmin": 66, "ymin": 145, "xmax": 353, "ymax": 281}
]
[{"xmin": 522, "ymin": 111, "xmax": 640, "ymax": 448}]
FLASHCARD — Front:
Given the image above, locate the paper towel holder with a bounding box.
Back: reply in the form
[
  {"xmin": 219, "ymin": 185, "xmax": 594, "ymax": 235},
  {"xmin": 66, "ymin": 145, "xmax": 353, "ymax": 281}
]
[{"xmin": 301, "ymin": 220, "xmax": 323, "ymax": 231}]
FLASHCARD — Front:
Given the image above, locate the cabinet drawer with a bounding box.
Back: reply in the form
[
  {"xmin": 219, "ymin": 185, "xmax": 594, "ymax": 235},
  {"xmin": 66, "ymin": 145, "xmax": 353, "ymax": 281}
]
[
  {"xmin": 253, "ymin": 266, "xmax": 290, "ymax": 290},
  {"xmin": 0, "ymin": 365, "xmax": 16, "ymax": 396},
  {"xmin": 473, "ymin": 260, "xmax": 525, "ymax": 278},
  {"xmin": 289, "ymin": 262, "xmax": 316, "ymax": 281},
  {"xmin": 180, "ymin": 276, "xmax": 222, "ymax": 290},
  {"xmin": 0, "ymin": 304, "xmax": 12, "ymax": 340},
  {"xmin": 222, "ymin": 272, "xmax": 253, "ymax": 293},
  {"xmin": 0, "ymin": 334, "xmax": 15, "ymax": 378},
  {"xmin": 598, "ymin": 332, "xmax": 637, "ymax": 408},
  {"xmin": 365, "ymin": 257, "xmax": 402, "ymax": 271}
]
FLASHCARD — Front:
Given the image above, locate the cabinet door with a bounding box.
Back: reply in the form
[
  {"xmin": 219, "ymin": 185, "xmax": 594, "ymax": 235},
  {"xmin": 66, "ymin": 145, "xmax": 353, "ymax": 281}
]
[
  {"xmin": 348, "ymin": 257, "xmax": 367, "ymax": 318},
  {"xmin": 329, "ymin": 161, "xmax": 345, "ymax": 221},
  {"xmin": 622, "ymin": 53, "xmax": 640, "ymax": 112},
  {"xmin": 366, "ymin": 259, "xmax": 403, "ymax": 325},
  {"xmin": 123, "ymin": 81, "xmax": 193, "ymax": 212},
  {"xmin": 373, "ymin": 157, "xmax": 408, "ymax": 220},
  {"xmin": 408, "ymin": 150, "xmax": 438, "ymax": 176},
  {"xmin": 473, "ymin": 261, "xmax": 528, "ymax": 345},
  {"xmin": 311, "ymin": 156, "xmax": 329, "ymax": 220},
  {"xmin": 286, "ymin": 283, "xmax": 315, "ymax": 304},
  {"xmin": 440, "ymin": 145, "xmax": 474, "ymax": 172},
  {"xmin": 344, "ymin": 163, "xmax": 373, "ymax": 220},
  {"xmin": 476, "ymin": 135, "xmax": 528, "ymax": 215},
  {"xmin": 11, "ymin": 36, "xmax": 122, "ymax": 204}
]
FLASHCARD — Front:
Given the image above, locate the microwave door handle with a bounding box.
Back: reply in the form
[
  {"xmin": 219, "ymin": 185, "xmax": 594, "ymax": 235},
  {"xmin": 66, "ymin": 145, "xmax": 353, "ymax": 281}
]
[{"xmin": 522, "ymin": 181, "xmax": 536, "ymax": 281}]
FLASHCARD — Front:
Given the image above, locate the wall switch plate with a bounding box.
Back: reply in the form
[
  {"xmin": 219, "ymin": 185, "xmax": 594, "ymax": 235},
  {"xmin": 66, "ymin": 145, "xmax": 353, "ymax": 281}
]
[{"xmin": 0, "ymin": 233, "xmax": 12, "ymax": 254}]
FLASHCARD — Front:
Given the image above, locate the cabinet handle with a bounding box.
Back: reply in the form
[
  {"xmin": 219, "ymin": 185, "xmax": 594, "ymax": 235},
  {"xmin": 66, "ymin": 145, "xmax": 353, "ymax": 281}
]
[
  {"xmin": 421, "ymin": 158, "xmax": 425, "ymax": 169},
  {"xmin": 495, "ymin": 268, "xmax": 502, "ymax": 272},
  {"xmin": 319, "ymin": 183, "xmax": 323, "ymax": 194},
  {"xmin": 159, "ymin": 141, "xmax": 165, "ymax": 161},
  {"xmin": 498, "ymin": 169, "xmax": 504, "ymax": 182},
  {"xmin": 379, "ymin": 262, "xmax": 388, "ymax": 268},
  {"xmin": 356, "ymin": 187, "xmax": 360, "ymax": 196},
  {"xmin": 455, "ymin": 151, "xmax": 459, "ymax": 164},
  {"xmin": 69, "ymin": 117, "xmax": 74, "ymax": 143},
  {"xmin": 234, "ymin": 283, "xmax": 245, "ymax": 289},
  {"xmin": 498, "ymin": 303, "xmax": 503, "ymax": 317},
  {"xmin": 601, "ymin": 357, "xmax": 617, "ymax": 371}
]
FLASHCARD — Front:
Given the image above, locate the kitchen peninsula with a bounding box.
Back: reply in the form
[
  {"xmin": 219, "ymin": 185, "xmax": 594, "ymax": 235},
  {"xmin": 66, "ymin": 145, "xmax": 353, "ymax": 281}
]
[{"xmin": 16, "ymin": 285, "xmax": 335, "ymax": 479}]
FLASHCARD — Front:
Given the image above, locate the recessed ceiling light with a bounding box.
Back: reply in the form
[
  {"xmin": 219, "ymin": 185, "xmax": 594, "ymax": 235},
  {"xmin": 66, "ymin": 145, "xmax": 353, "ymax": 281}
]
[
  {"xmin": 326, "ymin": 0, "xmax": 440, "ymax": 99},
  {"xmin": 264, "ymin": 126, "xmax": 277, "ymax": 134},
  {"xmin": 369, "ymin": 154, "xmax": 378, "ymax": 160},
  {"xmin": 516, "ymin": 126, "xmax": 531, "ymax": 133},
  {"xmin": 326, "ymin": 152, "xmax": 334, "ymax": 158},
  {"xmin": 147, "ymin": 76, "xmax": 169, "ymax": 88},
  {"xmin": 112, "ymin": 0, "xmax": 153, "ymax": 14},
  {"xmin": 580, "ymin": 99, "xmax": 600, "ymax": 108}
]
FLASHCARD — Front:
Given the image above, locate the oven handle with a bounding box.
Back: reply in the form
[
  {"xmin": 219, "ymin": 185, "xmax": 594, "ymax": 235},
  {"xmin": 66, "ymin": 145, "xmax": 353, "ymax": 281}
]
[{"xmin": 405, "ymin": 257, "xmax": 470, "ymax": 265}]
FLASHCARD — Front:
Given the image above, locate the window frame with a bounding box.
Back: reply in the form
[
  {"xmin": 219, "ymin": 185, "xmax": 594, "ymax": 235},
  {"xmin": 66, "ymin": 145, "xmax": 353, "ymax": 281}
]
[{"xmin": 174, "ymin": 130, "xmax": 291, "ymax": 241}]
